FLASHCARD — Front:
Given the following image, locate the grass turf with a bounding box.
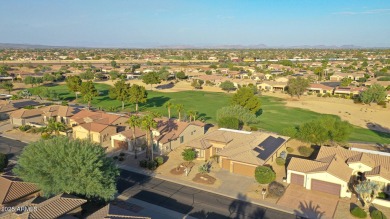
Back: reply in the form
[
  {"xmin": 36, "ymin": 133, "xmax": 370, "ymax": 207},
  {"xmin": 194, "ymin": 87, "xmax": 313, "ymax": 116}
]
[{"xmin": 31, "ymin": 83, "xmax": 390, "ymax": 144}]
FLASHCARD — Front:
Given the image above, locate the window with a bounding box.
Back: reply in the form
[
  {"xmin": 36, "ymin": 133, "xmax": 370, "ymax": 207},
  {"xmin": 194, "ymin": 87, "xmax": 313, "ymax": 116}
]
[{"xmin": 180, "ymin": 136, "xmax": 184, "ymax": 143}]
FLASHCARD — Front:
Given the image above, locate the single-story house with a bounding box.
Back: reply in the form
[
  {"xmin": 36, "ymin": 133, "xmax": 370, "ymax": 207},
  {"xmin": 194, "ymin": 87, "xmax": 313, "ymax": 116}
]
[
  {"xmin": 306, "ymin": 83, "xmax": 334, "ymax": 94},
  {"xmin": 334, "ymin": 86, "xmax": 366, "ymax": 96},
  {"xmin": 330, "ymin": 74, "xmax": 345, "ymax": 82},
  {"xmin": 111, "ymin": 118, "xmax": 206, "ymax": 155},
  {"xmin": 257, "ymin": 81, "xmax": 287, "ymax": 92},
  {"xmin": 9, "ymin": 108, "xmax": 44, "ymax": 127},
  {"xmin": 347, "ymin": 73, "xmax": 365, "ymax": 81},
  {"xmin": 0, "ymin": 99, "xmax": 41, "ymax": 120},
  {"xmin": 287, "ymin": 146, "xmax": 390, "ymax": 198},
  {"xmin": 186, "ymin": 128, "xmax": 289, "ymax": 177},
  {"xmin": 41, "ymin": 105, "xmax": 81, "ymax": 125},
  {"xmin": 70, "ymin": 110, "xmax": 128, "ymax": 128}
]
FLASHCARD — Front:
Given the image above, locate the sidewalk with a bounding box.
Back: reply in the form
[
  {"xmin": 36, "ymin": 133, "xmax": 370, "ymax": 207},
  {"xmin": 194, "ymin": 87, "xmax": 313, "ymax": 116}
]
[{"xmin": 117, "ymin": 163, "xmax": 296, "ymax": 216}]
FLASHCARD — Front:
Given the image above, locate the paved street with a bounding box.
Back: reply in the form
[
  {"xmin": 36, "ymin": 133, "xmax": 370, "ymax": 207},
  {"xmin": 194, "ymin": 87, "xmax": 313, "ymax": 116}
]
[
  {"xmin": 0, "ymin": 136, "xmax": 27, "ymax": 161},
  {"xmin": 118, "ymin": 169, "xmax": 297, "ymax": 219}
]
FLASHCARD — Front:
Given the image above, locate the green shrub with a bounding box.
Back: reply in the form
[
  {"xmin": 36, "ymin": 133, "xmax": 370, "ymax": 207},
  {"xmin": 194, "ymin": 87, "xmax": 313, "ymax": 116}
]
[
  {"xmin": 250, "ymin": 126, "xmax": 258, "ymax": 131},
  {"xmin": 119, "ymin": 152, "xmax": 125, "ymax": 156},
  {"xmin": 154, "ymin": 156, "xmax": 164, "ymax": 166},
  {"xmin": 255, "ymin": 166, "xmax": 276, "ymax": 184},
  {"xmin": 182, "ymin": 148, "xmax": 196, "ymax": 163},
  {"xmin": 118, "ymin": 157, "xmax": 124, "ymax": 161},
  {"xmin": 23, "ymin": 105, "xmax": 34, "ymax": 109},
  {"xmin": 317, "ymin": 93, "xmax": 322, "ymax": 97},
  {"xmin": 113, "ymin": 156, "xmax": 118, "ymax": 160},
  {"xmin": 275, "ymin": 157, "xmax": 285, "ymax": 166},
  {"xmin": 350, "ymin": 206, "xmax": 367, "ymax": 218},
  {"xmin": 0, "ymin": 153, "xmax": 8, "ymax": 172},
  {"xmin": 19, "ymin": 125, "xmax": 32, "ymax": 132},
  {"xmin": 139, "ymin": 159, "xmax": 148, "ymax": 168},
  {"xmin": 298, "ymin": 146, "xmax": 314, "ymax": 157},
  {"xmin": 268, "ymin": 181, "xmax": 286, "ymax": 198},
  {"xmin": 147, "ymin": 160, "xmax": 157, "ymax": 170},
  {"xmin": 41, "ymin": 132, "xmax": 51, "ymax": 140},
  {"xmin": 286, "ymin": 147, "xmax": 294, "ymax": 153},
  {"xmin": 198, "ymin": 163, "xmax": 209, "ymax": 174},
  {"xmin": 218, "ymin": 116, "xmax": 240, "ymax": 130},
  {"xmin": 377, "ymin": 192, "xmax": 389, "ymax": 199},
  {"xmin": 370, "ymin": 209, "xmax": 387, "ymax": 219}
]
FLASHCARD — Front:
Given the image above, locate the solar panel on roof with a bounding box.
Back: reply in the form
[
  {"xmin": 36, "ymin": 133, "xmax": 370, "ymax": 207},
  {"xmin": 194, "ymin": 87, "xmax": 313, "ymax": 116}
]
[
  {"xmin": 253, "ymin": 147, "xmax": 263, "ymax": 154},
  {"xmin": 257, "ymin": 136, "xmax": 286, "ymax": 160}
]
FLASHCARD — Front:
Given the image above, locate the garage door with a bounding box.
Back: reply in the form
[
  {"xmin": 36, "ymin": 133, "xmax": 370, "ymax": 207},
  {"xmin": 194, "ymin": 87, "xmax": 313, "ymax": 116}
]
[
  {"xmin": 221, "ymin": 157, "xmax": 230, "ymax": 170},
  {"xmin": 232, "ymin": 163, "xmax": 256, "ymax": 177},
  {"xmin": 290, "ymin": 173, "xmax": 304, "ymax": 186},
  {"xmin": 311, "ymin": 179, "xmax": 341, "ymax": 196},
  {"xmin": 114, "ymin": 140, "xmax": 128, "ymax": 150}
]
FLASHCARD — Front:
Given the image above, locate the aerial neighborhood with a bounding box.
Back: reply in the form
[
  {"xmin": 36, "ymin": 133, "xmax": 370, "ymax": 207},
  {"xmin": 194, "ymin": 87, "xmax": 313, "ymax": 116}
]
[{"xmin": 0, "ymin": 47, "xmax": 389, "ymax": 219}]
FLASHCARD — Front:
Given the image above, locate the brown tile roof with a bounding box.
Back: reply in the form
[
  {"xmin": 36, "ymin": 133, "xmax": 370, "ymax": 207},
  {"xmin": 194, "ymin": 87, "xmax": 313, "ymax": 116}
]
[
  {"xmin": 9, "ymin": 108, "xmax": 42, "ymax": 119},
  {"xmin": 117, "ymin": 128, "xmax": 146, "ymax": 140},
  {"xmin": 0, "ymin": 175, "xmax": 40, "ymax": 205},
  {"xmin": 154, "ymin": 118, "xmax": 204, "ymax": 144},
  {"xmin": 70, "ymin": 110, "xmax": 124, "ymax": 125},
  {"xmin": 86, "ymin": 204, "xmax": 150, "ymax": 219},
  {"xmin": 287, "ymin": 157, "xmax": 328, "ymax": 173},
  {"xmin": 79, "ymin": 122, "xmax": 113, "ymax": 133},
  {"xmin": 187, "ymin": 129, "xmax": 289, "ymax": 165},
  {"xmin": 26, "ymin": 194, "xmax": 86, "ymax": 219},
  {"xmin": 41, "ymin": 105, "xmax": 80, "ymax": 117},
  {"xmin": 289, "ymin": 146, "xmax": 390, "ymax": 182},
  {"xmin": 308, "ymin": 83, "xmax": 334, "ymax": 91}
]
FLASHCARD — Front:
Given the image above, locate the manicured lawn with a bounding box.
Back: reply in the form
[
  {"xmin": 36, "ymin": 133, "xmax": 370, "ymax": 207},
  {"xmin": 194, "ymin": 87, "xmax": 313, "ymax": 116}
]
[{"xmin": 31, "ymin": 83, "xmax": 390, "ymax": 144}]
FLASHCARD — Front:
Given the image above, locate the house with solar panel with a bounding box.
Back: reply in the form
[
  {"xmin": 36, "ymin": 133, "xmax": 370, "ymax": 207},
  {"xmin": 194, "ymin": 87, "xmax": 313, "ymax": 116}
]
[{"xmin": 186, "ymin": 128, "xmax": 289, "ymax": 177}]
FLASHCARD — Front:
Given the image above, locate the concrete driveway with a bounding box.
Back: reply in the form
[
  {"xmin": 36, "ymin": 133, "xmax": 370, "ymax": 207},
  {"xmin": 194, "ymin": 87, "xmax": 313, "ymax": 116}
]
[{"xmin": 277, "ymin": 184, "xmax": 339, "ymax": 219}]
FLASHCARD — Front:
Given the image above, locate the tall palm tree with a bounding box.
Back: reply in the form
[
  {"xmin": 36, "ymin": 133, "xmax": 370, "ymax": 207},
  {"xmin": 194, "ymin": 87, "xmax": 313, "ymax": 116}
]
[
  {"xmin": 46, "ymin": 118, "xmax": 67, "ymax": 136},
  {"xmin": 192, "ymin": 111, "xmax": 198, "ymax": 122},
  {"xmin": 187, "ymin": 110, "xmax": 195, "ymax": 122},
  {"xmin": 175, "ymin": 104, "xmax": 184, "ymax": 121},
  {"xmin": 165, "ymin": 101, "xmax": 173, "ymax": 118},
  {"xmin": 141, "ymin": 114, "xmax": 157, "ymax": 160},
  {"xmin": 354, "ymin": 180, "xmax": 380, "ymax": 209},
  {"xmin": 126, "ymin": 115, "xmax": 141, "ymax": 158}
]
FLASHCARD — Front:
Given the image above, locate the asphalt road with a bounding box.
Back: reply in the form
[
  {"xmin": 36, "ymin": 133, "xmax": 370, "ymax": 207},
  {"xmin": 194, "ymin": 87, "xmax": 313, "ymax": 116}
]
[
  {"xmin": 0, "ymin": 136, "xmax": 27, "ymax": 161},
  {"xmin": 118, "ymin": 169, "xmax": 297, "ymax": 219}
]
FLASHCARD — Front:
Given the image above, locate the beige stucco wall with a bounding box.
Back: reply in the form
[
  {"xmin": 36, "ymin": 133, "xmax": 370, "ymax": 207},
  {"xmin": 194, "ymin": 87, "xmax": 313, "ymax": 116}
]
[
  {"xmin": 111, "ymin": 134, "xmax": 127, "ymax": 148},
  {"xmin": 348, "ymin": 163, "xmax": 372, "ymax": 174},
  {"xmin": 11, "ymin": 118, "xmax": 24, "ymax": 126},
  {"xmin": 306, "ymin": 172, "xmax": 351, "ymax": 198}
]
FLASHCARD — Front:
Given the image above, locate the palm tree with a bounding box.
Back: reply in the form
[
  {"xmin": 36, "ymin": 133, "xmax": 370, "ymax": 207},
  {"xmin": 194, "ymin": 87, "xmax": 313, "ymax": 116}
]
[
  {"xmin": 46, "ymin": 118, "xmax": 67, "ymax": 136},
  {"xmin": 192, "ymin": 111, "xmax": 198, "ymax": 121},
  {"xmin": 141, "ymin": 114, "xmax": 157, "ymax": 160},
  {"xmin": 165, "ymin": 101, "xmax": 173, "ymax": 118},
  {"xmin": 187, "ymin": 110, "xmax": 195, "ymax": 122},
  {"xmin": 355, "ymin": 180, "xmax": 380, "ymax": 209},
  {"xmin": 126, "ymin": 115, "xmax": 141, "ymax": 158},
  {"xmin": 175, "ymin": 104, "xmax": 184, "ymax": 121}
]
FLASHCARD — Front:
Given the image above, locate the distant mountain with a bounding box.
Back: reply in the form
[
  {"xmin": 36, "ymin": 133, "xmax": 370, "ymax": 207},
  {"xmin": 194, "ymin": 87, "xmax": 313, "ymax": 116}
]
[
  {"xmin": 0, "ymin": 43, "xmax": 72, "ymax": 49},
  {"xmin": 0, "ymin": 42, "xmax": 386, "ymax": 49}
]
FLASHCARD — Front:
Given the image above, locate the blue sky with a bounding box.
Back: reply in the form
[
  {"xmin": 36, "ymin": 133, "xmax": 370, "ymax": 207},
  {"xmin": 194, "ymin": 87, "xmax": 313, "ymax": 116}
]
[{"xmin": 1, "ymin": 0, "xmax": 389, "ymax": 47}]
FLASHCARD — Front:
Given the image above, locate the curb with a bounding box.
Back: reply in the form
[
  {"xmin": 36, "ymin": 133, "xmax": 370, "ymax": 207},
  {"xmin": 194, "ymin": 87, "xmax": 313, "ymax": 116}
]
[
  {"xmin": 118, "ymin": 164, "xmax": 296, "ymax": 216},
  {"xmin": 0, "ymin": 134, "xmax": 30, "ymax": 144}
]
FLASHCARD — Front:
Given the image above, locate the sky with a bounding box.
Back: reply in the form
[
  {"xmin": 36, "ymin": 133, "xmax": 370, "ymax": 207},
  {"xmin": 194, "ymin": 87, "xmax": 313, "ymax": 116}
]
[{"xmin": 1, "ymin": 0, "xmax": 390, "ymax": 48}]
